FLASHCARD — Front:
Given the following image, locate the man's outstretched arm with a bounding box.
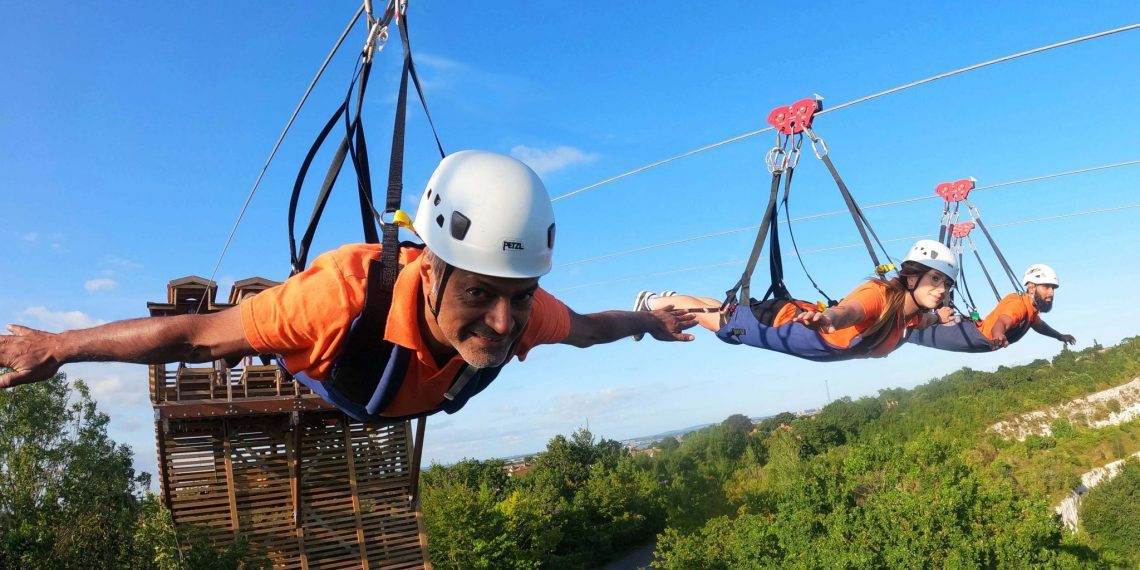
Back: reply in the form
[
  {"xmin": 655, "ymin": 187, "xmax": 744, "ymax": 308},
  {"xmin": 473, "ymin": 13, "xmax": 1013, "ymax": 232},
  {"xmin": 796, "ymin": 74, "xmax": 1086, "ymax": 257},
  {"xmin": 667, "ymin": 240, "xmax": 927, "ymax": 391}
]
[
  {"xmin": 562, "ymin": 305, "xmax": 696, "ymax": 348},
  {"xmin": 1031, "ymin": 319, "xmax": 1076, "ymax": 345},
  {"xmin": 0, "ymin": 308, "xmax": 255, "ymax": 389}
]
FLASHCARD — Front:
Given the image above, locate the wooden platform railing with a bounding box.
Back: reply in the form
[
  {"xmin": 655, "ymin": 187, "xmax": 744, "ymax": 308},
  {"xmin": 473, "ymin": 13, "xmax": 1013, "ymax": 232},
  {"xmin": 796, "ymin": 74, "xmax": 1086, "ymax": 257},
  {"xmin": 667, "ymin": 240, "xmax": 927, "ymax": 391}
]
[{"xmin": 151, "ymin": 362, "xmax": 314, "ymax": 405}]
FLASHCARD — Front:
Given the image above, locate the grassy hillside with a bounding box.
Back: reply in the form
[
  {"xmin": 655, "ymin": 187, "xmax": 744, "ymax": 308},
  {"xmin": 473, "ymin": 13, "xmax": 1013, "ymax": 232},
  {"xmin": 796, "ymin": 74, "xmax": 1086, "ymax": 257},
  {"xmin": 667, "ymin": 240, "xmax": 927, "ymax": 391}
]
[{"xmin": 421, "ymin": 338, "xmax": 1140, "ymax": 569}]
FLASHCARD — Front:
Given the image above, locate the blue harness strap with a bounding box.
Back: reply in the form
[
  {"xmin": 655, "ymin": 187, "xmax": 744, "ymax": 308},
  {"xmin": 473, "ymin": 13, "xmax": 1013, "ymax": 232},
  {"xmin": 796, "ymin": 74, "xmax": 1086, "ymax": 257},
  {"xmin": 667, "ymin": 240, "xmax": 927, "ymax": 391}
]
[
  {"xmin": 283, "ymin": 255, "xmax": 507, "ymax": 424},
  {"xmin": 715, "ymin": 303, "xmax": 861, "ymax": 362},
  {"xmin": 906, "ymin": 320, "xmax": 993, "ymax": 353}
]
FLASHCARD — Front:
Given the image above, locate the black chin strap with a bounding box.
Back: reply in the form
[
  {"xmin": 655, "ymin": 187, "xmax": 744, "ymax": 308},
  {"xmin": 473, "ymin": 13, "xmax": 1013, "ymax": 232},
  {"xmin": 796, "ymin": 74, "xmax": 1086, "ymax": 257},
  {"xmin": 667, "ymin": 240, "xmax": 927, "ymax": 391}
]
[{"xmin": 426, "ymin": 263, "xmax": 455, "ymax": 319}]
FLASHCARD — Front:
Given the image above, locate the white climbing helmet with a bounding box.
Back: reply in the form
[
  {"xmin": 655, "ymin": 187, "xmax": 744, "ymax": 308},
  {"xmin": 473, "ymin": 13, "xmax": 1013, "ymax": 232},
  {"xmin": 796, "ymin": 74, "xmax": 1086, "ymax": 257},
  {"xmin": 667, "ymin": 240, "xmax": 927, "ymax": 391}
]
[
  {"xmin": 413, "ymin": 150, "xmax": 556, "ymax": 278},
  {"xmin": 903, "ymin": 239, "xmax": 958, "ymax": 281},
  {"xmin": 1023, "ymin": 264, "xmax": 1059, "ymax": 288}
]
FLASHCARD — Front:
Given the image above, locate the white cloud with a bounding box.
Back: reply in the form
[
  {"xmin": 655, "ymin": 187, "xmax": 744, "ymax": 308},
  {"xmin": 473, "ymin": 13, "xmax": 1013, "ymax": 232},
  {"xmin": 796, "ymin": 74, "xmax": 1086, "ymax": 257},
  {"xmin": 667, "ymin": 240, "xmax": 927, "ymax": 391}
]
[
  {"xmin": 20, "ymin": 232, "xmax": 38, "ymax": 242},
  {"xmin": 84, "ymin": 374, "xmax": 141, "ymax": 406},
  {"xmin": 415, "ymin": 53, "xmax": 466, "ymax": 72},
  {"xmin": 510, "ymin": 145, "xmax": 599, "ymax": 176},
  {"xmin": 85, "ymin": 278, "xmax": 117, "ymax": 292},
  {"xmin": 105, "ymin": 255, "xmax": 143, "ymax": 270},
  {"xmin": 548, "ymin": 386, "xmax": 629, "ymax": 421},
  {"xmin": 21, "ymin": 306, "xmax": 106, "ymax": 331}
]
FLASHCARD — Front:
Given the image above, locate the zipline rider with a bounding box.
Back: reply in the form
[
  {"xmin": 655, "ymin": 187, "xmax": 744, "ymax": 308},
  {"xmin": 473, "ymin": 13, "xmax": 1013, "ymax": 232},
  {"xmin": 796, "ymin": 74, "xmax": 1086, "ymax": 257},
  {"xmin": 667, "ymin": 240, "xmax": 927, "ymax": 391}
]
[
  {"xmin": 0, "ymin": 151, "xmax": 697, "ymax": 420},
  {"xmin": 979, "ymin": 264, "xmax": 1076, "ymax": 350}
]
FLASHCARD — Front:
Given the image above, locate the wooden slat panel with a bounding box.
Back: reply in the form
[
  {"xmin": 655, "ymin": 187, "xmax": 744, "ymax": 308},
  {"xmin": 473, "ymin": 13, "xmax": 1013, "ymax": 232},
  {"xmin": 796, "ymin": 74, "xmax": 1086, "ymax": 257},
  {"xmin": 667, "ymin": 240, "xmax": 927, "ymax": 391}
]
[{"xmin": 156, "ymin": 406, "xmax": 428, "ymax": 568}]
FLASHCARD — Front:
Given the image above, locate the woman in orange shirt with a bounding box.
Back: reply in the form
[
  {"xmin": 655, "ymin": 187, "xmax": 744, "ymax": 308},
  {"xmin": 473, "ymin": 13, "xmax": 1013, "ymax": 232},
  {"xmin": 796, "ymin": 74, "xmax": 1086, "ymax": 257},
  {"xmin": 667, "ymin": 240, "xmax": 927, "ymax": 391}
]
[{"xmin": 634, "ymin": 240, "xmax": 957, "ymax": 361}]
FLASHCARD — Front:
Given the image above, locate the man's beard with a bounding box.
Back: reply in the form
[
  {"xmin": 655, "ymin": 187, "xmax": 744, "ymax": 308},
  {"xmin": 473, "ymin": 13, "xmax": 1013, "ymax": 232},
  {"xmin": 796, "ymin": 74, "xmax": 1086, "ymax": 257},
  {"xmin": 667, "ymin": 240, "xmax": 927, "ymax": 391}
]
[{"xmin": 1034, "ymin": 293, "xmax": 1053, "ymax": 313}]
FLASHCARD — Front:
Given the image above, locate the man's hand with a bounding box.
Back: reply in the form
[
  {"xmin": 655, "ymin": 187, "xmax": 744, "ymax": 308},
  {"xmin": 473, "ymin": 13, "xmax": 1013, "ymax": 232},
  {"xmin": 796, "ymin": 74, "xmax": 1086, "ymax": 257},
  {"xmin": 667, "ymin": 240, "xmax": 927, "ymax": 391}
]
[
  {"xmin": 1058, "ymin": 333, "xmax": 1076, "ymax": 345},
  {"xmin": 990, "ymin": 332, "xmax": 1009, "ymax": 350},
  {"xmin": 793, "ymin": 310, "xmax": 836, "ymax": 334},
  {"xmin": 646, "ymin": 305, "xmax": 697, "ymax": 342},
  {"xmin": 0, "ymin": 325, "xmax": 62, "ymax": 389}
]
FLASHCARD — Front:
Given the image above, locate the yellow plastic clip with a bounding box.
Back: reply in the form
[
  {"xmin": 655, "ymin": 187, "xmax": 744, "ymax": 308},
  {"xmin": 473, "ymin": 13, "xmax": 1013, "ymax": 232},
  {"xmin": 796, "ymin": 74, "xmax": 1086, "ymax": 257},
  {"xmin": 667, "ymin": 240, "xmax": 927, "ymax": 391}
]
[
  {"xmin": 875, "ymin": 263, "xmax": 896, "ymax": 276},
  {"xmin": 816, "ymin": 300, "xmax": 827, "ymax": 312},
  {"xmin": 391, "ymin": 209, "xmax": 415, "ymax": 231}
]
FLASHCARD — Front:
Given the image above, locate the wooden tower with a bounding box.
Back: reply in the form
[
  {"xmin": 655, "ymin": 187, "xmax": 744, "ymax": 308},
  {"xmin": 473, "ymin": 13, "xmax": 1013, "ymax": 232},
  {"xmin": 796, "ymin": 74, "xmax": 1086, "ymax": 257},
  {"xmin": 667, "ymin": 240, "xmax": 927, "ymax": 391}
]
[{"xmin": 148, "ymin": 276, "xmax": 430, "ymax": 569}]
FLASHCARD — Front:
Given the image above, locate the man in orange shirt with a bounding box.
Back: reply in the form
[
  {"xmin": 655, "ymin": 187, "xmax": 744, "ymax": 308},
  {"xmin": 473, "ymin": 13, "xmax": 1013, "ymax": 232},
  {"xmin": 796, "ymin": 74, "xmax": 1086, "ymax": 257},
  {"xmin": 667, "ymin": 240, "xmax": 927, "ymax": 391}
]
[
  {"xmin": 979, "ymin": 263, "xmax": 1076, "ymax": 350},
  {"xmin": 0, "ymin": 151, "xmax": 696, "ymax": 422}
]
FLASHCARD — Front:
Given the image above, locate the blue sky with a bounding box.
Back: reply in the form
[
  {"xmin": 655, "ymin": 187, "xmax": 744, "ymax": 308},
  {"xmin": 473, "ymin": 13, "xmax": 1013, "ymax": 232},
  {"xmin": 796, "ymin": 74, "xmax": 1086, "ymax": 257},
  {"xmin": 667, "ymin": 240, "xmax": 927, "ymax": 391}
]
[{"xmin": 3, "ymin": 2, "xmax": 1140, "ymax": 480}]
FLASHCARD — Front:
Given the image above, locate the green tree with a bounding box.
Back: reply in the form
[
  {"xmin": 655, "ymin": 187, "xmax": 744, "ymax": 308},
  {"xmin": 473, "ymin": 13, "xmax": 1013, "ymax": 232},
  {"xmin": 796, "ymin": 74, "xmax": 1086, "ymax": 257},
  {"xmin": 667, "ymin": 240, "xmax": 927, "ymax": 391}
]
[
  {"xmin": 721, "ymin": 414, "xmax": 754, "ymax": 434},
  {"xmin": 0, "ymin": 373, "xmax": 263, "ymax": 569},
  {"xmin": 1082, "ymin": 459, "xmax": 1140, "ymax": 566}
]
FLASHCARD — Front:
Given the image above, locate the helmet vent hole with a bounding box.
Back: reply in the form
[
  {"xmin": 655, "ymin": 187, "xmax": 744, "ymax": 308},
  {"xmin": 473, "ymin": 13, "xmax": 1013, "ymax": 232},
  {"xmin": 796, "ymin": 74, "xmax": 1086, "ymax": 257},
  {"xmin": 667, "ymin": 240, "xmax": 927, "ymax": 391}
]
[
  {"xmin": 434, "ymin": 194, "xmax": 442, "ymax": 206},
  {"xmin": 450, "ymin": 211, "xmax": 471, "ymax": 241},
  {"xmin": 435, "ymin": 214, "xmax": 445, "ymax": 228},
  {"xmin": 426, "ymin": 188, "xmax": 433, "ymax": 199},
  {"xmin": 547, "ymin": 223, "xmax": 556, "ymax": 249}
]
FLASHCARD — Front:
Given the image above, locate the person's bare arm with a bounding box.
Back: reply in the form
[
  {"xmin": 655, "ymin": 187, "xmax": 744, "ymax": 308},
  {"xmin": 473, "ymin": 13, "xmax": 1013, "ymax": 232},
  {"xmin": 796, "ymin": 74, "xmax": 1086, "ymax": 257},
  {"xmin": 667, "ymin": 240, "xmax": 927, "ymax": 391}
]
[
  {"xmin": 1031, "ymin": 319, "xmax": 1076, "ymax": 345},
  {"xmin": 793, "ymin": 301, "xmax": 866, "ymax": 334},
  {"xmin": 562, "ymin": 305, "xmax": 696, "ymax": 348},
  {"xmin": 0, "ymin": 308, "xmax": 255, "ymax": 388},
  {"xmin": 989, "ymin": 314, "xmax": 1014, "ymax": 349}
]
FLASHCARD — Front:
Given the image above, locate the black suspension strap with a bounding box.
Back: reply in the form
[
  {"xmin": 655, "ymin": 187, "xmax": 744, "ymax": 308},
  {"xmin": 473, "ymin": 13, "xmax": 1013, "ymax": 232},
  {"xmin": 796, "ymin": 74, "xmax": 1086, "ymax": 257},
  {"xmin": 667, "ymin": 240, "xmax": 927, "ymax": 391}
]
[
  {"xmin": 288, "ymin": 60, "xmax": 370, "ymax": 274},
  {"xmin": 954, "ymin": 250, "xmax": 980, "ymax": 318},
  {"xmin": 779, "ymin": 158, "xmax": 836, "ymax": 306},
  {"xmin": 804, "ymin": 127, "xmax": 896, "ymax": 277},
  {"xmin": 965, "ymin": 234, "xmax": 1001, "ymax": 302},
  {"xmin": 287, "ymin": 3, "xmax": 445, "ymax": 277},
  {"xmin": 965, "ymin": 200, "xmax": 1024, "ymax": 294},
  {"xmin": 762, "ymin": 161, "xmax": 795, "ymax": 302},
  {"xmin": 725, "ymin": 163, "xmax": 785, "ymax": 308}
]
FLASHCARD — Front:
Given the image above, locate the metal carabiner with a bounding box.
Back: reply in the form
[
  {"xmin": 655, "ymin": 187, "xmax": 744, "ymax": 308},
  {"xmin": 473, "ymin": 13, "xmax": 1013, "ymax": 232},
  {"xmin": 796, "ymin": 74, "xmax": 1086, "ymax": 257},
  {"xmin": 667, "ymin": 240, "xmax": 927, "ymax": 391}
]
[
  {"xmin": 786, "ymin": 133, "xmax": 805, "ymax": 169},
  {"xmin": 804, "ymin": 127, "xmax": 829, "ymax": 160},
  {"xmin": 362, "ymin": 20, "xmax": 390, "ymax": 63},
  {"xmin": 765, "ymin": 146, "xmax": 787, "ymax": 174}
]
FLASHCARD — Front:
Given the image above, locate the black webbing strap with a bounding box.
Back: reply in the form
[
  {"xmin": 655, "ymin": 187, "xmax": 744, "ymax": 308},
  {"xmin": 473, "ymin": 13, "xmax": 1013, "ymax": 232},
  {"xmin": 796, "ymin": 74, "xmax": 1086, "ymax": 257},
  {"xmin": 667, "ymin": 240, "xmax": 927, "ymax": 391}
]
[
  {"xmin": 954, "ymin": 251, "xmax": 978, "ymax": 315},
  {"xmin": 779, "ymin": 168, "xmax": 836, "ymax": 305},
  {"xmin": 288, "ymin": 62, "xmax": 368, "ymax": 274},
  {"xmin": 966, "ymin": 200, "xmax": 1024, "ymax": 294},
  {"xmin": 288, "ymin": 9, "xmax": 444, "ymax": 277},
  {"xmin": 725, "ymin": 169, "xmax": 784, "ymax": 307},
  {"xmin": 938, "ymin": 203, "xmax": 950, "ymax": 244},
  {"xmin": 940, "ymin": 202, "xmax": 961, "ymax": 247},
  {"xmin": 967, "ymin": 235, "xmax": 1002, "ymax": 301},
  {"xmin": 380, "ymin": 12, "xmax": 446, "ymax": 289},
  {"xmin": 762, "ymin": 167, "xmax": 795, "ymax": 302},
  {"xmin": 817, "ymin": 152, "xmax": 894, "ymax": 274}
]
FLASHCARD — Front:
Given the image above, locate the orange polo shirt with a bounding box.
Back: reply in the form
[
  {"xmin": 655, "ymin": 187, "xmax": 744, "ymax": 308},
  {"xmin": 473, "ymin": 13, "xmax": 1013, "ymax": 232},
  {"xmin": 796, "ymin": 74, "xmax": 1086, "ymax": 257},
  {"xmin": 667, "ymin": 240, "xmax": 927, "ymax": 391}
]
[
  {"xmin": 768, "ymin": 280, "xmax": 925, "ymax": 358},
  {"xmin": 979, "ymin": 293, "xmax": 1040, "ymax": 340},
  {"xmin": 240, "ymin": 243, "xmax": 572, "ymax": 417}
]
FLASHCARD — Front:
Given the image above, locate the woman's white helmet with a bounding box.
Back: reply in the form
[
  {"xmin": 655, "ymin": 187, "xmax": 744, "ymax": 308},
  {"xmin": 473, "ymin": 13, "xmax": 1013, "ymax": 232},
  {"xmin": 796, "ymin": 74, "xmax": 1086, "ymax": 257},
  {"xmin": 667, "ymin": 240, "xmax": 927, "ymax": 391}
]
[
  {"xmin": 413, "ymin": 150, "xmax": 556, "ymax": 278},
  {"xmin": 903, "ymin": 239, "xmax": 958, "ymax": 281},
  {"xmin": 1023, "ymin": 264, "xmax": 1059, "ymax": 288}
]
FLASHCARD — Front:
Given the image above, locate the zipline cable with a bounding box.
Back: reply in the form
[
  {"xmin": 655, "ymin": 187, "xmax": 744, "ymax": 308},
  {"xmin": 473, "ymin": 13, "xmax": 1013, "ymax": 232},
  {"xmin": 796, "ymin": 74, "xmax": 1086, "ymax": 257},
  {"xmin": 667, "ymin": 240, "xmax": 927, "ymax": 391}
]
[
  {"xmin": 551, "ymin": 23, "xmax": 1140, "ymax": 203},
  {"xmin": 555, "ymin": 159, "xmax": 1140, "ymax": 268},
  {"xmin": 552, "ymin": 202, "xmax": 1140, "ymax": 293},
  {"xmin": 203, "ymin": 5, "xmax": 366, "ymax": 291}
]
